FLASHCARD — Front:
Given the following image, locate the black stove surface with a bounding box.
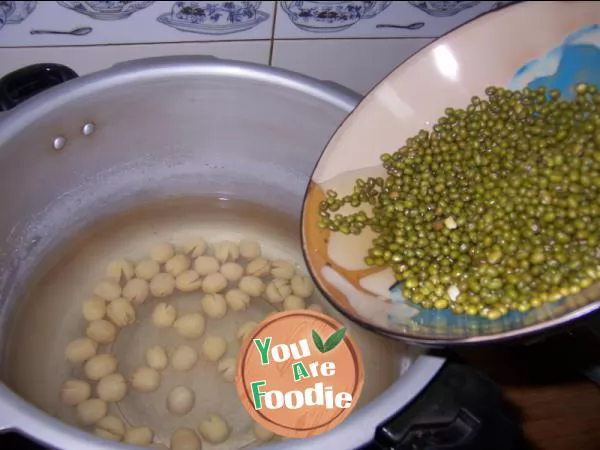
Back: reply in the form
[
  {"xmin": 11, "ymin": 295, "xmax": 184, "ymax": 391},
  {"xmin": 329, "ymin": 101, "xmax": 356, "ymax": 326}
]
[{"xmin": 1, "ymin": 432, "xmax": 47, "ymax": 449}]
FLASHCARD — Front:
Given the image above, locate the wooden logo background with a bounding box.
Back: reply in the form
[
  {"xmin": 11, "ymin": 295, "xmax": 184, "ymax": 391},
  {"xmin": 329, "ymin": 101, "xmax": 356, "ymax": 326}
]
[{"xmin": 235, "ymin": 310, "xmax": 364, "ymax": 438}]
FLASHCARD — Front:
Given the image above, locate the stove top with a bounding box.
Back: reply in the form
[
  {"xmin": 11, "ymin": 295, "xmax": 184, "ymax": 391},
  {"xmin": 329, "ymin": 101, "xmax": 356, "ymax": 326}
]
[{"xmin": 0, "ymin": 432, "xmax": 46, "ymax": 449}]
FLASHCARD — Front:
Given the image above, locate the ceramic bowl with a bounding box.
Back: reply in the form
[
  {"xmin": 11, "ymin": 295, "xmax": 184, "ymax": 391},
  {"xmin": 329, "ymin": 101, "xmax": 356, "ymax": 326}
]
[
  {"xmin": 280, "ymin": 1, "xmax": 376, "ymax": 33},
  {"xmin": 157, "ymin": 1, "xmax": 268, "ymax": 35},
  {"xmin": 4, "ymin": 1, "xmax": 36, "ymax": 24},
  {"xmin": 301, "ymin": 1, "xmax": 600, "ymax": 345},
  {"xmin": 362, "ymin": 1, "xmax": 392, "ymax": 19},
  {"xmin": 0, "ymin": 0, "xmax": 14, "ymax": 24},
  {"xmin": 0, "ymin": 7, "xmax": 6, "ymax": 32},
  {"xmin": 57, "ymin": 1, "xmax": 154, "ymax": 20},
  {"xmin": 408, "ymin": 1, "xmax": 481, "ymax": 17}
]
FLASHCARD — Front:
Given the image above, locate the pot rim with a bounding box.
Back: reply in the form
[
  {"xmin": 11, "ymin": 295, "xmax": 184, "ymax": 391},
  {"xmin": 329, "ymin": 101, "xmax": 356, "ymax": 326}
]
[
  {"xmin": 0, "ymin": 55, "xmax": 359, "ymax": 146},
  {"xmin": 0, "ymin": 55, "xmax": 444, "ymax": 448}
]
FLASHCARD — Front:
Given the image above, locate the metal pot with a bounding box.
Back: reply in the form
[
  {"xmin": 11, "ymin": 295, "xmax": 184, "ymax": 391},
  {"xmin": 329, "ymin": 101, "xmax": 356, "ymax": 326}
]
[{"xmin": 0, "ymin": 57, "xmax": 443, "ymax": 449}]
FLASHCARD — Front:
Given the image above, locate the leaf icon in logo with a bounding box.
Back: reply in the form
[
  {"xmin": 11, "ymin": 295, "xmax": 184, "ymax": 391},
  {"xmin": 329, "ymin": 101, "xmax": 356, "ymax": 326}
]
[
  {"xmin": 312, "ymin": 329, "xmax": 325, "ymax": 353},
  {"xmin": 312, "ymin": 327, "xmax": 347, "ymax": 353}
]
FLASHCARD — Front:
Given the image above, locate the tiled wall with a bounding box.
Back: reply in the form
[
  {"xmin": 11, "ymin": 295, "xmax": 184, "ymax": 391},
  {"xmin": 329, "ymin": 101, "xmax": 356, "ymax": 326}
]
[{"xmin": 0, "ymin": 1, "xmax": 518, "ymax": 94}]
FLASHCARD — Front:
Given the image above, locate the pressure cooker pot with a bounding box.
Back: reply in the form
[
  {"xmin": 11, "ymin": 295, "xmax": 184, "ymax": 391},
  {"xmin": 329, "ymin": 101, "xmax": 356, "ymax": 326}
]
[{"xmin": 0, "ymin": 57, "xmax": 444, "ymax": 450}]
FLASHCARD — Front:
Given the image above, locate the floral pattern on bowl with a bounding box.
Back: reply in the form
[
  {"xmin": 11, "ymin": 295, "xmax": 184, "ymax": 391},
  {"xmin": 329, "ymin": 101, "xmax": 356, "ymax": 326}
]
[
  {"xmin": 0, "ymin": 5, "xmax": 7, "ymax": 32},
  {"xmin": 157, "ymin": 1, "xmax": 268, "ymax": 35},
  {"xmin": 2, "ymin": 1, "xmax": 36, "ymax": 23},
  {"xmin": 408, "ymin": 1, "xmax": 480, "ymax": 17},
  {"xmin": 301, "ymin": 2, "xmax": 600, "ymax": 345},
  {"xmin": 361, "ymin": 0, "xmax": 392, "ymax": 19},
  {"xmin": 280, "ymin": 1, "xmax": 376, "ymax": 33},
  {"xmin": 0, "ymin": 1, "xmax": 14, "ymax": 20},
  {"xmin": 57, "ymin": 1, "xmax": 154, "ymax": 20}
]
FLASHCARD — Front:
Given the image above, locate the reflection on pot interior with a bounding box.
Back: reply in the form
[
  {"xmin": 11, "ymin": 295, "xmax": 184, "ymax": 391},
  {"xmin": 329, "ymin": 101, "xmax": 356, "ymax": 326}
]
[{"xmin": 3, "ymin": 196, "xmax": 401, "ymax": 449}]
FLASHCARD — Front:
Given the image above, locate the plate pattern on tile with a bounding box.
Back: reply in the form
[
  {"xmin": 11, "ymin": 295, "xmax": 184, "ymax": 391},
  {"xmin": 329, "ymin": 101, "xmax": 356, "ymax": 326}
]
[
  {"xmin": 156, "ymin": 1, "xmax": 269, "ymax": 35},
  {"xmin": 0, "ymin": 1, "xmax": 36, "ymax": 33},
  {"xmin": 274, "ymin": 0, "xmax": 520, "ymax": 39},
  {"xmin": 57, "ymin": 1, "xmax": 154, "ymax": 20}
]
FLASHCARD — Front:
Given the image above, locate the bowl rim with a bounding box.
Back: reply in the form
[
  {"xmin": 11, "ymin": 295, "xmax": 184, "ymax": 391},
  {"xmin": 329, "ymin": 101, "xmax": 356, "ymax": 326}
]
[{"xmin": 300, "ymin": 0, "xmax": 600, "ymax": 345}]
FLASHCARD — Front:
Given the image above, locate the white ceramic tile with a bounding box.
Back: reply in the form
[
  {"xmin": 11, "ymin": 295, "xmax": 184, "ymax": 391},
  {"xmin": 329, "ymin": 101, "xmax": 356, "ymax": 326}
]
[
  {"xmin": 0, "ymin": 1, "xmax": 276, "ymax": 47},
  {"xmin": 274, "ymin": 1, "xmax": 519, "ymax": 39},
  {"xmin": 0, "ymin": 39, "xmax": 271, "ymax": 77},
  {"xmin": 271, "ymin": 38, "xmax": 433, "ymax": 95}
]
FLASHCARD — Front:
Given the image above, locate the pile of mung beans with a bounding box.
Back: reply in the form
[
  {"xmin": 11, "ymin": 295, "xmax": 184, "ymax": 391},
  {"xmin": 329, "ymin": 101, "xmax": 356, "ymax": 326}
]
[{"xmin": 317, "ymin": 84, "xmax": 600, "ymax": 320}]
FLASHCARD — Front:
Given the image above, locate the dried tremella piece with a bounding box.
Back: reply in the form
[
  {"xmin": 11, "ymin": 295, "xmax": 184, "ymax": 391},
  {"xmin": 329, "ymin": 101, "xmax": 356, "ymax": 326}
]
[
  {"xmin": 217, "ymin": 357, "xmax": 236, "ymax": 382},
  {"xmin": 94, "ymin": 415, "xmax": 125, "ymax": 441},
  {"xmin": 131, "ymin": 366, "xmax": 161, "ymax": 393},
  {"xmin": 150, "ymin": 242, "xmax": 175, "ymax": 263},
  {"xmin": 135, "ymin": 259, "xmax": 160, "ymax": 281},
  {"xmin": 202, "ymin": 272, "xmax": 227, "ymax": 294},
  {"xmin": 265, "ymin": 278, "xmax": 291, "ymax": 304},
  {"xmin": 283, "ymin": 295, "xmax": 306, "ymax": 311},
  {"xmin": 82, "ymin": 296, "xmax": 106, "ymax": 321},
  {"xmin": 60, "ymin": 379, "xmax": 91, "ymax": 406},
  {"xmin": 173, "ymin": 313, "xmax": 205, "ymax": 340},
  {"xmin": 106, "ymin": 259, "xmax": 135, "ymax": 283},
  {"xmin": 94, "ymin": 280, "xmax": 121, "ymax": 301},
  {"xmin": 150, "ymin": 273, "xmax": 175, "ymax": 298},
  {"xmin": 183, "ymin": 237, "xmax": 207, "ymax": 258},
  {"xmin": 220, "ymin": 262, "xmax": 244, "ymax": 282},
  {"xmin": 165, "ymin": 254, "xmax": 191, "ymax": 277},
  {"xmin": 171, "ymin": 345, "xmax": 199, "ymax": 372},
  {"xmin": 237, "ymin": 321, "xmax": 258, "ymax": 341},
  {"xmin": 194, "ymin": 256, "xmax": 220, "ymax": 276},
  {"xmin": 270, "ymin": 260, "xmax": 295, "ymax": 280},
  {"xmin": 225, "ymin": 289, "xmax": 250, "ymax": 311},
  {"xmin": 201, "ymin": 294, "xmax": 227, "ymax": 319},
  {"xmin": 86, "ymin": 320, "xmax": 117, "ymax": 344},
  {"xmin": 146, "ymin": 345, "xmax": 168, "ymax": 370},
  {"xmin": 171, "ymin": 428, "xmax": 201, "ymax": 450},
  {"xmin": 239, "ymin": 276, "xmax": 265, "ymax": 297},
  {"xmin": 198, "ymin": 413, "xmax": 230, "ymax": 444},
  {"xmin": 290, "ymin": 274, "xmax": 315, "ymax": 298},
  {"xmin": 152, "ymin": 303, "xmax": 177, "ymax": 328},
  {"xmin": 122, "ymin": 278, "xmax": 149, "ymax": 305},
  {"xmin": 214, "ymin": 240, "xmax": 239, "ymax": 263},
  {"xmin": 96, "ymin": 373, "xmax": 127, "ymax": 402},
  {"xmin": 84, "ymin": 354, "xmax": 118, "ymax": 381},
  {"xmin": 124, "ymin": 427, "xmax": 153, "ymax": 446},
  {"xmin": 239, "ymin": 239, "xmax": 261, "ymax": 260},
  {"xmin": 76, "ymin": 398, "xmax": 107, "ymax": 425},
  {"xmin": 167, "ymin": 386, "xmax": 195, "ymax": 417},
  {"xmin": 175, "ymin": 270, "xmax": 203, "ymax": 292},
  {"xmin": 106, "ymin": 298, "xmax": 135, "ymax": 327},
  {"xmin": 201, "ymin": 335, "xmax": 227, "ymax": 362},
  {"xmin": 246, "ymin": 258, "xmax": 271, "ymax": 277},
  {"xmin": 65, "ymin": 338, "xmax": 98, "ymax": 363}
]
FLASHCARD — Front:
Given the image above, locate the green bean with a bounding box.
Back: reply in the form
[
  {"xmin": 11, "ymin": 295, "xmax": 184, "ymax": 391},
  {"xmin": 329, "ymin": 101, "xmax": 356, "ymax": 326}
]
[{"xmin": 318, "ymin": 84, "xmax": 600, "ymax": 319}]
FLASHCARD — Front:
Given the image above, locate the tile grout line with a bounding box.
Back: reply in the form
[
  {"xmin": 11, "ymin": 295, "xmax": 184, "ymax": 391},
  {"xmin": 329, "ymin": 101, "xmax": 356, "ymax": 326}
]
[
  {"xmin": 0, "ymin": 37, "xmax": 440, "ymax": 51},
  {"xmin": 268, "ymin": 1, "xmax": 278, "ymax": 66}
]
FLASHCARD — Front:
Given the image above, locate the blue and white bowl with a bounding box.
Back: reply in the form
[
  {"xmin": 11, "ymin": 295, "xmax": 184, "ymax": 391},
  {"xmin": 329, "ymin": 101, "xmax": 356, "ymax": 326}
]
[
  {"xmin": 57, "ymin": 1, "xmax": 154, "ymax": 20},
  {"xmin": 157, "ymin": 1, "xmax": 268, "ymax": 35},
  {"xmin": 4, "ymin": 1, "xmax": 36, "ymax": 24},
  {"xmin": 0, "ymin": 5, "xmax": 6, "ymax": 32},
  {"xmin": 280, "ymin": 1, "xmax": 376, "ymax": 33},
  {"xmin": 362, "ymin": 1, "xmax": 392, "ymax": 20},
  {"xmin": 302, "ymin": 1, "xmax": 600, "ymax": 345},
  {"xmin": 408, "ymin": 1, "xmax": 480, "ymax": 17}
]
